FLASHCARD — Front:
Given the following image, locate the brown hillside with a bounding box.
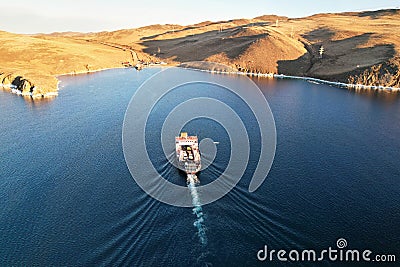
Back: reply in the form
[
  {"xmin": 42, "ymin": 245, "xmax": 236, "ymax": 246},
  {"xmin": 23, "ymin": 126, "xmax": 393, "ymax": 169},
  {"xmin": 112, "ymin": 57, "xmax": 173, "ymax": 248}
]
[
  {"xmin": 0, "ymin": 31, "xmax": 131, "ymax": 96},
  {"xmin": 1, "ymin": 8, "xmax": 400, "ymax": 98},
  {"xmin": 83, "ymin": 9, "xmax": 400, "ymax": 85}
]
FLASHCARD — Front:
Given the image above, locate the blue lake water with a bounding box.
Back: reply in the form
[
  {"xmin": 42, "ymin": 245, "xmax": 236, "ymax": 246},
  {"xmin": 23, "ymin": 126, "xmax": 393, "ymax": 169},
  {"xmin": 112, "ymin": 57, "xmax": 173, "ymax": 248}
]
[{"xmin": 0, "ymin": 68, "xmax": 399, "ymax": 266}]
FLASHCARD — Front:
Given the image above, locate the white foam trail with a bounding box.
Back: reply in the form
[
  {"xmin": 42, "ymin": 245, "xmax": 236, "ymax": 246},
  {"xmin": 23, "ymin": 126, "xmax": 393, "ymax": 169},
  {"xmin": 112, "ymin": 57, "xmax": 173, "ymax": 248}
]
[{"xmin": 187, "ymin": 174, "xmax": 207, "ymax": 246}]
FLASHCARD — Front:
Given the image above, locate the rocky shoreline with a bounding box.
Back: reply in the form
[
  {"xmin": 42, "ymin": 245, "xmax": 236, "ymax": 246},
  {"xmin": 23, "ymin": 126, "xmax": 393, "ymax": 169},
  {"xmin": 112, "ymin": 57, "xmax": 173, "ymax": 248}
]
[
  {"xmin": 179, "ymin": 63, "xmax": 400, "ymax": 92},
  {"xmin": 0, "ymin": 66, "xmax": 128, "ymax": 99},
  {"xmin": 0, "ymin": 73, "xmax": 57, "ymax": 98},
  {"xmin": 2, "ymin": 62, "xmax": 399, "ymax": 101}
]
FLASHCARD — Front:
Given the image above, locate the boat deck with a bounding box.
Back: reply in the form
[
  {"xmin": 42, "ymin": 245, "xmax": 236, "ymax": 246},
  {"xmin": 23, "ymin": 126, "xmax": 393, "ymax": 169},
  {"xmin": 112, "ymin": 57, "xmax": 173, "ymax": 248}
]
[{"xmin": 176, "ymin": 132, "xmax": 201, "ymax": 174}]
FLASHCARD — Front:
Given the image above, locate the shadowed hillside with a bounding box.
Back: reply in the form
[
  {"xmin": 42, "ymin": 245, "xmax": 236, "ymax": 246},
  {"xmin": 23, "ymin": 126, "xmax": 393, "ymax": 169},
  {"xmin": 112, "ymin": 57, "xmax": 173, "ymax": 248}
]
[{"xmin": 75, "ymin": 8, "xmax": 400, "ymax": 87}]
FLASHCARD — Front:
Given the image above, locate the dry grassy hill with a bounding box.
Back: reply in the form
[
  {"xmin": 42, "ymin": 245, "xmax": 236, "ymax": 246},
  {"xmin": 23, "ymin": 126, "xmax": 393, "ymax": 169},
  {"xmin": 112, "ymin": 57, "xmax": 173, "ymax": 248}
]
[
  {"xmin": 1, "ymin": 9, "xmax": 400, "ymax": 98},
  {"xmin": 0, "ymin": 31, "xmax": 131, "ymax": 97}
]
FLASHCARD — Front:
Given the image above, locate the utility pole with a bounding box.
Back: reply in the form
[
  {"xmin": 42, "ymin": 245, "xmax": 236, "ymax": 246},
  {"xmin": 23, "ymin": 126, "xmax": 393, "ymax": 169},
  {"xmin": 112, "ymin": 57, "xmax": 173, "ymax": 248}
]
[{"xmin": 319, "ymin": 45, "xmax": 325, "ymax": 58}]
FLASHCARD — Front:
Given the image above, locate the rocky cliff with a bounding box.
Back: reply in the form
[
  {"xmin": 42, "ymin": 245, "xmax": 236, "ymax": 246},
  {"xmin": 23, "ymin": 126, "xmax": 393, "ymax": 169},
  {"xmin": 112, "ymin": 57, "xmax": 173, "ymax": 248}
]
[
  {"xmin": 348, "ymin": 57, "xmax": 400, "ymax": 88},
  {"xmin": 0, "ymin": 73, "xmax": 52, "ymax": 97}
]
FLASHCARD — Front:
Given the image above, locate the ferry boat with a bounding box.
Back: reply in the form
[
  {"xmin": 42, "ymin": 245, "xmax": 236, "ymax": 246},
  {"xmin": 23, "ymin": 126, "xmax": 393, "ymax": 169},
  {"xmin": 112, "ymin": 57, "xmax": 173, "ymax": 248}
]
[{"xmin": 175, "ymin": 132, "xmax": 201, "ymax": 175}]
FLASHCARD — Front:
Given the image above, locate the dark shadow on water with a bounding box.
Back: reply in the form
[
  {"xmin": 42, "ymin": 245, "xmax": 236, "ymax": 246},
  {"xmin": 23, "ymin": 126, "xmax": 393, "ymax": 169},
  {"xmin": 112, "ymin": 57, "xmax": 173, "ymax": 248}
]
[
  {"xmin": 347, "ymin": 87, "xmax": 400, "ymax": 103},
  {"xmin": 1, "ymin": 87, "xmax": 55, "ymax": 109},
  {"xmin": 25, "ymin": 96, "xmax": 56, "ymax": 109}
]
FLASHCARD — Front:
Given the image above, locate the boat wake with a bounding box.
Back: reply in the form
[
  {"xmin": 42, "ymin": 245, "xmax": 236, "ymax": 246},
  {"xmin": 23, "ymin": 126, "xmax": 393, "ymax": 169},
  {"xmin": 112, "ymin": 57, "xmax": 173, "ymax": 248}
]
[{"xmin": 187, "ymin": 174, "xmax": 207, "ymax": 246}]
